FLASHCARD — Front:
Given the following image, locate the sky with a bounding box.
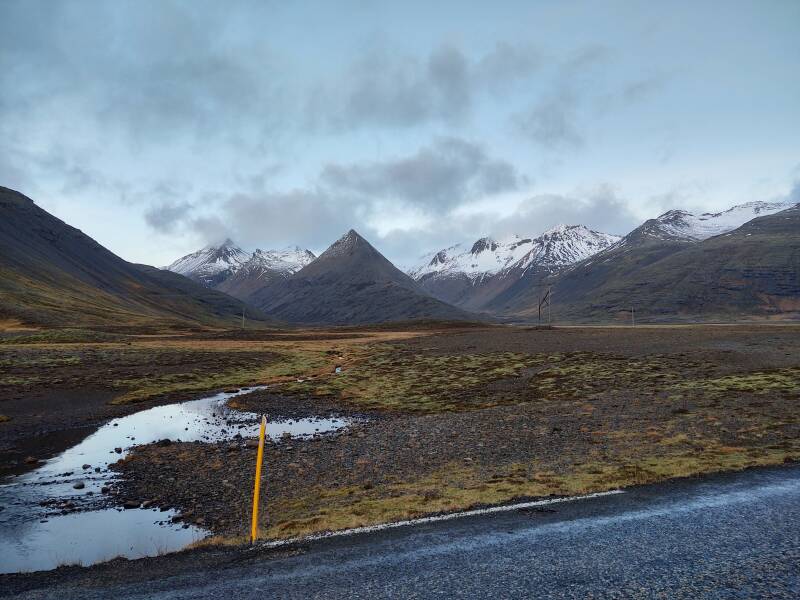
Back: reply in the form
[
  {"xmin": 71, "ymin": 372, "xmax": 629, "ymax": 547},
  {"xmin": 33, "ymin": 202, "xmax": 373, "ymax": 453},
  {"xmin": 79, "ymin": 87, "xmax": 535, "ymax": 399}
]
[{"xmin": 1, "ymin": 0, "xmax": 799, "ymax": 268}]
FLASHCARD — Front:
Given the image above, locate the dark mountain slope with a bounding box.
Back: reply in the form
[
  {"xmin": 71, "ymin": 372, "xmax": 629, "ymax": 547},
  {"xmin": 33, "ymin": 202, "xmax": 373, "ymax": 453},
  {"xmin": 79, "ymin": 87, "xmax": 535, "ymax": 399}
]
[
  {"xmin": 516, "ymin": 206, "xmax": 799, "ymax": 322},
  {"xmin": 493, "ymin": 218, "xmax": 694, "ymax": 318},
  {"xmin": 0, "ymin": 186, "xmax": 272, "ymax": 327},
  {"xmin": 252, "ymin": 230, "xmax": 476, "ymax": 325}
]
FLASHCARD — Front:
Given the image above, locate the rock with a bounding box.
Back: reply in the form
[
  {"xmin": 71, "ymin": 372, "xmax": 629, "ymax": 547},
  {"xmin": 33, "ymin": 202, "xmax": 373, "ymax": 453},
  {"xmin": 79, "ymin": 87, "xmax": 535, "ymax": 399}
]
[
  {"xmin": 101, "ymin": 486, "xmax": 110, "ymax": 494},
  {"xmin": 155, "ymin": 439, "xmax": 172, "ymax": 447},
  {"xmin": 73, "ymin": 481, "xmax": 85, "ymax": 489},
  {"xmin": 141, "ymin": 500, "xmax": 154, "ymax": 509},
  {"xmin": 82, "ymin": 464, "xmax": 91, "ymax": 470},
  {"xmin": 24, "ymin": 456, "xmax": 38, "ymax": 464},
  {"xmin": 123, "ymin": 500, "xmax": 140, "ymax": 509},
  {"xmin": 114, "ymin": 447, "xmax": 122, "ymax": 454},
  {"xmin": 246, "ymin": 439, "xmax": 260, "ymax": 448}
]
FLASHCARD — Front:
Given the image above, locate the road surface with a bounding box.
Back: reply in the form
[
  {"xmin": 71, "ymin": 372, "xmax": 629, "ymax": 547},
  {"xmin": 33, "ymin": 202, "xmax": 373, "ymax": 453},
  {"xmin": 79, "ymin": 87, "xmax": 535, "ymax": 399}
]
[{"xmin": 6, "ymin": 465, "xmax": 800, "ymax": 599}]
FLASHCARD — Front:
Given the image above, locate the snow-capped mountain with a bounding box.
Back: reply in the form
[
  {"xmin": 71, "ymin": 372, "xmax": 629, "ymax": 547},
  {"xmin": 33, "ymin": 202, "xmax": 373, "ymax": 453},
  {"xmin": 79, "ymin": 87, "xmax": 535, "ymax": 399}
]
[
  {"xmin": 240, "ymin": 247, "xmax": 316, "ymax": 277},
  {"xmin": 510, "ymin": 225, "xmax": 621, "ymax": 275},
  {"xmin": 409, "ymin": 235, "xmax": 534, "ymax": 282},
  {"xmin": 410, "ymin": 225, "xmax": 620, "ymax": 283},
  {"xmin": 409, "ymin": 225, "xmax": 620, "ymax": 310},
  {"xmin": 166, "ymin": 239, "xmax": 250, "ymax": 287},
  {"xmin": 166, "ymin": 241, "xmax": 315, "ymax": 290},
  {"xmin": 633, "ymin": 200, "xmax": 797, "ymax": 243}
]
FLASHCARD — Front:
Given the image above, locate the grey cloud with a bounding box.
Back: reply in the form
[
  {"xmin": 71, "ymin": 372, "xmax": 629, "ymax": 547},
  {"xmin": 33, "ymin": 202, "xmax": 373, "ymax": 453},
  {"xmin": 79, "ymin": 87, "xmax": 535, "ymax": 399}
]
[
  {"xmin": 510, "ymin": 45, "xmax": 608, "ymax": 150},
  {"xmin": 513, "ymin": 89, "xmax": 583, "ymax": 149},
  {"xmin": 513, "ymin": 44, "xmax": 664, "ymax": 151},
  {"xmin": 320, "ymin": 137, "xmax": 523, "ymax": 210},
  {"xmin": 215, "ymin": 189, "xmax": 356, "ymax": 251},
  {"xmin": 427, "ymin": 45, "xmax": 471, "ymax": 117},
  {"xmin": 492, "ymin": 186, "xmax": 640, "ymax": 238},
  {"xmin": 310, "ymin": 43, "xmax": 541, "ymax": 131},
  {"xmin": 474, "ymin": 42, "xmax": 542, "ymax": 93},
  {"xmin": 145, "ymin": 201, "xmax": 194, "ymax": 234},
  {"xmin": 562, "ymin": 44, "xmax": 612, "ymax": 75},
  {"xmin": 0, "ymin": 1, "xmax": 286, "ymax": 150}
]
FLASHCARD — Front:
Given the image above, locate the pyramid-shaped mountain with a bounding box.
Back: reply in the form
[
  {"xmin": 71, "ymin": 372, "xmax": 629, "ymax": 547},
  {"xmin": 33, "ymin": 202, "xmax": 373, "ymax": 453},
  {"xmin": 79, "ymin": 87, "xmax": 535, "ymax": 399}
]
[
  {"xmin": 0, "ymin": 186, "xmax": 272, "ymax": 327},
  {"xmin": 252, "ymin": 230, "xmax": 476, "ymax": 325}
]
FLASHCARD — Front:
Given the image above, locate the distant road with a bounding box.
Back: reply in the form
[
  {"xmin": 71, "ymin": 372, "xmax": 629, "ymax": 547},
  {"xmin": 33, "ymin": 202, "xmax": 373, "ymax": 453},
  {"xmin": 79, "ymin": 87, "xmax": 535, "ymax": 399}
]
[{"xmin": 10, "ymin": 465, "xmax": 800, "ymax": 599}]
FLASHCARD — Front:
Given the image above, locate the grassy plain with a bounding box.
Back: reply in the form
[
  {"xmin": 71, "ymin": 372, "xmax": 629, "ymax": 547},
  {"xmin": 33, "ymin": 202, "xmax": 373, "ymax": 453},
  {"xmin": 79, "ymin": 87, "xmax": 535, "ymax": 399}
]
[
  {"xmin": 106, "ymin": 324, "xmax": 800, "ymax": 542},
  {"xmin": 2, "ymin": 323, "xmax": 798, "ymax": 540}
]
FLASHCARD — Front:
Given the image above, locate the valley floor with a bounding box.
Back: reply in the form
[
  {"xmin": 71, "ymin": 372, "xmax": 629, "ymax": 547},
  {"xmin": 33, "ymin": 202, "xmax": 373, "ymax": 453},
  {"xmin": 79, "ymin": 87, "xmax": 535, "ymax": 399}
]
[{"xmin": 2, "ymin": 323, "xmax": 799, "ymax": 553}]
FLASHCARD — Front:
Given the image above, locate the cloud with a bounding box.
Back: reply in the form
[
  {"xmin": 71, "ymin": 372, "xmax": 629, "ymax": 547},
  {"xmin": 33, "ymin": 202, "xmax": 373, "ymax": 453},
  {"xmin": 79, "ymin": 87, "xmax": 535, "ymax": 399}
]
[
  {"xmin": 308, "ymin": 43, "xmax": 541, "ymax": 131},
  {"xmin": 145, "ymin": 201, "xmax": 194, "ymax": 234},
  {"xmin": 320, "ymin": 137, "xmax": 523, "ymax": 211},
  {"xmin": 512, "ymin": 44, "xmax": 665, "ymax": 151},
  {"xmin": 491, "ymin": 185, "xmax": 641, "ymax": 238},
  {"xmin": 513, "ymin": 89, "xmax": 583, "ymax": 149},
  {"xmin": 474, "ymin": 42, "xmax": 543, "ymax": 93},
  {"xmin": 215, "ymin": 189, "xmax": 356, "ymax": 251}
]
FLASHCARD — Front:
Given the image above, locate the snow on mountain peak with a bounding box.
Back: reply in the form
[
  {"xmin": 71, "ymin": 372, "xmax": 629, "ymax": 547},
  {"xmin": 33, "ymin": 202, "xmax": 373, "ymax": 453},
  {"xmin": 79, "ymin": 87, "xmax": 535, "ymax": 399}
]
[
  {"xmin": 247, "ymin": 246, "xmax": 316, "ymax": 275},
  {"xmin": 648, "ymin": 200, "xmax": 796, "ymax": 241},
  {"xmin": 166, "ymin": 241, "xmax": 315, "ymax": 286},
  {"xmin": 410, "ymin": 225, "xmax": 620, "ymax": 282},
  {"xmin": 167, "ymin": 240, "xmax": 249, "ymax": 280}
]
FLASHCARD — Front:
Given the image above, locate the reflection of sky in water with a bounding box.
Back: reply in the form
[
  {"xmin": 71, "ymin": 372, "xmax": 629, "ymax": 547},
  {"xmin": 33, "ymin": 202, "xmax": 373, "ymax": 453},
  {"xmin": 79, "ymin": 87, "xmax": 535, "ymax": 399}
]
[
  {"xmin": 0, "ymin": 387, "xmax": 351, "ymax": 574},
  {"xmin": 0, "ymin": 507, "xmax": 204, "ymax": 574}
]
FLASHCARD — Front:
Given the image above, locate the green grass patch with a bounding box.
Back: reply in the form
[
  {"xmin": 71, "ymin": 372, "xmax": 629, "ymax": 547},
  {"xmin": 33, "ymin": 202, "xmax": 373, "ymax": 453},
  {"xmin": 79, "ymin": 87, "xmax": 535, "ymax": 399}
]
[
  {"xmin": 676, "ymin": 368, "xmax": 800, "ymax": 395},
  {"xmin": 277, "ymin": 347, "xmax": 549, "ymax": 412},
  {"xmin": 261, "ymin": 442, "xmax": 800, "ymax": 540}
]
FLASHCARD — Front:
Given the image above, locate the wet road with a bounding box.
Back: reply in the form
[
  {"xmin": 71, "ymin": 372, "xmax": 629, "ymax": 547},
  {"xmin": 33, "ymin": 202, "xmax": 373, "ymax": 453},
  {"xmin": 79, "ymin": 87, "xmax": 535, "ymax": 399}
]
[{"xmin": 7, "ymin": 465, "xmax": 800, "ymax": 599}]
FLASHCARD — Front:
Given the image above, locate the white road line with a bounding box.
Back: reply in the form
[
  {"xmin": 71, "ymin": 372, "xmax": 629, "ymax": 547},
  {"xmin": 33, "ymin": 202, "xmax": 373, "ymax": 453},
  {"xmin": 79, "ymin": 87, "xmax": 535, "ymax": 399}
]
[{"xmin": 254, "ymin": 489, "xmax": 623, "ymax": 550}]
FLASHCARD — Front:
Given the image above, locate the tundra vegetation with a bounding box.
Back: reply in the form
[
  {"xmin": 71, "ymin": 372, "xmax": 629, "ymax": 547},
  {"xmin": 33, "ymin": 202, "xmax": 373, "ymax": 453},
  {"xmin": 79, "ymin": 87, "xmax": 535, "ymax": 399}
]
[{"xmin": 1, "ymin": 324, "xmax": 798, "ymax": 543}]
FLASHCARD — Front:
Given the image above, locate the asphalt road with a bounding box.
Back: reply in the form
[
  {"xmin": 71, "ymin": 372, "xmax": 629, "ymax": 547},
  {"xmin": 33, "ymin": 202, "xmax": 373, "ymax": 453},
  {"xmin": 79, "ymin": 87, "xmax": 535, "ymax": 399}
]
[{"xmin": 8, "ymin": 465, "xmax": 800, "ymax": 599}]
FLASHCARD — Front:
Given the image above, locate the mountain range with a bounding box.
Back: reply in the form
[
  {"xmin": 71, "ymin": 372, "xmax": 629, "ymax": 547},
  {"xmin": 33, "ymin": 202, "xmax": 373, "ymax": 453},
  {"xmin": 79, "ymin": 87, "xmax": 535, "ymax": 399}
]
[
  {"xmin": 408, "ymin": 225, "xmax": 621, "ymax": 311},
  {"xmin": 2, "ymin": 184, "xmax": 797, "ymax": 328},
  {"xmin": 167, "ymin": 242, "xmax": 315, "ymax": 302},
  {"xmin": 163, "ymin": 196, "xmax": 797, "ymax": 324}
]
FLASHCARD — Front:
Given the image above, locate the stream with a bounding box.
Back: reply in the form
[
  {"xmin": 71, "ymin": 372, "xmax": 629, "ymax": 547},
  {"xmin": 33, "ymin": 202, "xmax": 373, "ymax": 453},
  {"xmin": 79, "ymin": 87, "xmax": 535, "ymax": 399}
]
[{"xmin": 0, "ymin": 387, "xmax": 352, "ymax": 574}]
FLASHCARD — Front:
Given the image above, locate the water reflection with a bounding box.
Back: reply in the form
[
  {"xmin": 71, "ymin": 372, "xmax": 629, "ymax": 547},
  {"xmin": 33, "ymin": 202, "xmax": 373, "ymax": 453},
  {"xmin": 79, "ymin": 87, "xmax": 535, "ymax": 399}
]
[{"xmin": 0, "ymin": 387, "xmax": 351, "ymax": 574}]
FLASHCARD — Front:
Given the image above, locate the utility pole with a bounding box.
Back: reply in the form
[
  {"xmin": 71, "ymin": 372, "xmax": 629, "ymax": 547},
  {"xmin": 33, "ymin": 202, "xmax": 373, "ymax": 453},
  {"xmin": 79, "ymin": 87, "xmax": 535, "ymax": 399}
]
[{"xmin": 538, "ymin": 287, "xmax": 552, "ymax": 328}]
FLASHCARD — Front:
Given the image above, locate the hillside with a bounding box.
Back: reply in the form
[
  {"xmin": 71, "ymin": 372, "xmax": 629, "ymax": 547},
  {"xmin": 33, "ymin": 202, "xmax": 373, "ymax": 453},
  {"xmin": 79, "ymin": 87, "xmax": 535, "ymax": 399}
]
[
  {"xmin": 252, "ymin": 230, "xmax": 476, "ymax": 325},
  {"xmin": 0, "ymin": 187, "xmax": 272, "ymax": 328},
  {"xmin": 517, "ymin": 206, "xmax": 800, "ymax": 322}
]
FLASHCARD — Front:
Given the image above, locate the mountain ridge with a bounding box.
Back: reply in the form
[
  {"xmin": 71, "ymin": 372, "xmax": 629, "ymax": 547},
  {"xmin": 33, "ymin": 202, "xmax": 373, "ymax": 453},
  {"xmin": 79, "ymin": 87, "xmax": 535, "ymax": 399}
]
[{"xmin": 0, "ymin": 186, "xmax": 274, "ymax": 328}]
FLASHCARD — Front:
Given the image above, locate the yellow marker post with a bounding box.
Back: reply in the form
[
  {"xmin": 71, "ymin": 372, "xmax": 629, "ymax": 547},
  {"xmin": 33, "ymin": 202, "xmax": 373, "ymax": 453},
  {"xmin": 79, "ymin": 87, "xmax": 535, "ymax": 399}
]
[{"xmin": 250, "ymin": 415, "xmax": 267, "ymax": 544}]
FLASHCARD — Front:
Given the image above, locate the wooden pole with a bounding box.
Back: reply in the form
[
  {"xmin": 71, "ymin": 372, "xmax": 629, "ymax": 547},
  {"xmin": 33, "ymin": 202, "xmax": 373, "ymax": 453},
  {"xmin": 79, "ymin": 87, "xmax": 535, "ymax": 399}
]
[{"xmin": 250, "ymin": 415, "xmax": 266, "ymax": 544}]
